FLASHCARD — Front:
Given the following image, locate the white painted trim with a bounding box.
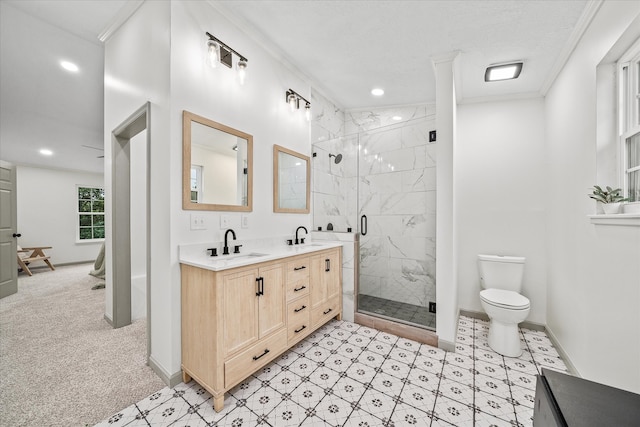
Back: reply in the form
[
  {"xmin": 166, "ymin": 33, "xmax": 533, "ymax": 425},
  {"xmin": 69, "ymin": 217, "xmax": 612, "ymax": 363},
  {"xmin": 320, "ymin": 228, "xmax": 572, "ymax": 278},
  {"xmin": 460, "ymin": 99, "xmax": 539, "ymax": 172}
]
[
  {"xmin": 103, "ymin": 313, "xmax": 113, "ymax": 326},
  {"xmin": 540, "ymin": 0, "xmax": 604, "ymax": 95},
  {"xmin": 97, "ymin": 0, "xmax": 145, "ymax": 43},
  {"xmin": 545, "ymin": 325, "xmax": 581, "ymax": 377},
  {"xmin": 459, "ymin": 92, "xmax": 543, "ymax": 105},
  {"xmin": 430, "ymin": 51, "xmax": 461, "ymax": 66},
  {"xmin": 439, "ymin": 339, "xmax": 456, "ymax": 352},
  {"xmin": 588, "ymin": 214, "xmax": 640, "ymax": 226}
]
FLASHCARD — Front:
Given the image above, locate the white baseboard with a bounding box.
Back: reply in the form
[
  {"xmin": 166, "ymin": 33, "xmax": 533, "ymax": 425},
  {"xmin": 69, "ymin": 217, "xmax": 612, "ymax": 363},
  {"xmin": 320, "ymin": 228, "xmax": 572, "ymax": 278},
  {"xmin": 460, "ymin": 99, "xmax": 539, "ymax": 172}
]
[
  {"xmin": 103, "ymin": 314, "xmax": 113, "ymax": 326},
  {"xmin": 459, "ymin": 309, "xmax": 545, "ymax": 332},
  {"xmin": 438, "ymin": 339, "xmax": 456, "ymax": 352},
  {"xmin": 545, "ymin": 325, "xmax": 581, "ymax": 377}
]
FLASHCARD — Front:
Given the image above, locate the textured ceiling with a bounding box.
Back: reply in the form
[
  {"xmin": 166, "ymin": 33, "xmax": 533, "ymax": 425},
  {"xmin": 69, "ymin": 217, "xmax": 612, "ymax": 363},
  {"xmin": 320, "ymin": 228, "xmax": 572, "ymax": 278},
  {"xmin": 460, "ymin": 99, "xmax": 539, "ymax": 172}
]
[
  {"xmin": 218, "ymin": 0, "xmax": 588, "ymax": 109},
  {"xmin": 0, "ymin": 0, "xmax": 588, "ymax": 173}
]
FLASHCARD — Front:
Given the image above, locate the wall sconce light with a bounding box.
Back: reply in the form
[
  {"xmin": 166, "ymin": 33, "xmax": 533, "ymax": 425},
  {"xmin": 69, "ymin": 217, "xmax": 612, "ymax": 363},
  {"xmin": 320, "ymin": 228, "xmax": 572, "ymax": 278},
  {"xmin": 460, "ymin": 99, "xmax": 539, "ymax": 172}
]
[
  {"xmin": 206, "ymin": 32, "xmax": 248, "ymax": 85},
  {"xmin": 484, "ymin": 62, "xmax": 523, "ymax": 82},
  {"xmin": 285, "ymin": 88, "xmax": 311, "ymax": 121}
]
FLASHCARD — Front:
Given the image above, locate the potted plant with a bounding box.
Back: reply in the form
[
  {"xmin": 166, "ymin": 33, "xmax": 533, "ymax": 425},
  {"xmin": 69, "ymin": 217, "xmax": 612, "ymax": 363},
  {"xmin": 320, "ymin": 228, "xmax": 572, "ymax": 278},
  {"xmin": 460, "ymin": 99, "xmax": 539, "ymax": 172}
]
[{"xmin": 588, "ymin": 185, "xmax": 629, "ymax": 214}]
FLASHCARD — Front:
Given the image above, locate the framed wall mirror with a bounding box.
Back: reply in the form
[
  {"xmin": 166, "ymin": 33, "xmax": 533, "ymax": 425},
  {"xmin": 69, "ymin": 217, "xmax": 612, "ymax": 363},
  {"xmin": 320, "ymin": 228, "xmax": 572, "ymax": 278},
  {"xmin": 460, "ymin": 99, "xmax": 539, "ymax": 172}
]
[
  {"xmin": 273, "ymin": 144, "xmax": 310, "ymax": 213},
  {"xmin": 183, "ymin": 111, "xmax": 253, "ymax": 211}
]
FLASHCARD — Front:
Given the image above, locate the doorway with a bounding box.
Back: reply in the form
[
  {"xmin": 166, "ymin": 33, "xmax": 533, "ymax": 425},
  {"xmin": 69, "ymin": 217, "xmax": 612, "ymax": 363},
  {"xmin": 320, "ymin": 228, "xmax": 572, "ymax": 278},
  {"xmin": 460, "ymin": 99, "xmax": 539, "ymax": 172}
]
[{"xmin": 110, "ymin": 102, "xmax": 151, "ymax": 361}]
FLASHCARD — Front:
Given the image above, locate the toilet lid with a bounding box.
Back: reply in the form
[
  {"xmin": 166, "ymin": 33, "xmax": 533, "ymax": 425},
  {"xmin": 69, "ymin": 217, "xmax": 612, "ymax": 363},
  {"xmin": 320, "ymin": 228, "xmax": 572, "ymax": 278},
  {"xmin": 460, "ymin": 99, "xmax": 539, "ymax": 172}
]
[{"xmin": 480, "ymin": 289, "xmax": 530, "ymax": 309}]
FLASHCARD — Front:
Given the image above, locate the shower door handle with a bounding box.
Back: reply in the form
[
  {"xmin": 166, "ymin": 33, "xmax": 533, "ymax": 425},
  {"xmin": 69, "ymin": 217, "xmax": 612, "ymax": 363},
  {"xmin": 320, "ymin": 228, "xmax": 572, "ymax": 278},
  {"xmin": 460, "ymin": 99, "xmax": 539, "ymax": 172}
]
[{"xmin": 361, "ymin": 215, "xmax": 367, "ymax": 236}]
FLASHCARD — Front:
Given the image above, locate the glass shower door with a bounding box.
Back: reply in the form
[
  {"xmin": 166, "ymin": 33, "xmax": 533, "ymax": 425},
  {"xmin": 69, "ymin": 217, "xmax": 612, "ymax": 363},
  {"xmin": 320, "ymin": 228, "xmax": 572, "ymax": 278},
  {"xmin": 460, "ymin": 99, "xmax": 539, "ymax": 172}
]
[{"xmin": 357, "ymin": 122, "xmax": 436, "ymax": 330}]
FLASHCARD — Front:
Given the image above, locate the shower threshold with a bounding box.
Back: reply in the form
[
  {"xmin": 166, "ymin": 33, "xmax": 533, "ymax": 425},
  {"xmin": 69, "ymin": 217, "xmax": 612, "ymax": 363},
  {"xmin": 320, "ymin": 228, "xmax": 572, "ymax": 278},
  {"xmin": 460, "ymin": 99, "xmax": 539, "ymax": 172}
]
[{"xmin": 358, "ymin": 294, "xmax": 436, "ymax": 330}]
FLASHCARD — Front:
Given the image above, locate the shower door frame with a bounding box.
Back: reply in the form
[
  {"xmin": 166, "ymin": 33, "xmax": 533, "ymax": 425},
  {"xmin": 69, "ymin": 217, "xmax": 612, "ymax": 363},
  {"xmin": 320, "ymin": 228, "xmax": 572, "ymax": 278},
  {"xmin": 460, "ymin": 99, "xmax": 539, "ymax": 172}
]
[{"xmin": 353, "ymin": 121, "xmax": 438, "ymax": 345}]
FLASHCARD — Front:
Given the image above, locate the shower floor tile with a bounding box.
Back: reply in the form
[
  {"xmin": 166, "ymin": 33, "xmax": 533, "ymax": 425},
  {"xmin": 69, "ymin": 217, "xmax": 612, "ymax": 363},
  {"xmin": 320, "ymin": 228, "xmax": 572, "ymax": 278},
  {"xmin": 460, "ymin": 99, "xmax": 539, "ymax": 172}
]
[
  {"xmin": 358, "ymin": 294, "xmax": 437, "ymax": 328},
  {"xmin": 95, "ymin": 316, "xmax": 567, "ymax": 427}
]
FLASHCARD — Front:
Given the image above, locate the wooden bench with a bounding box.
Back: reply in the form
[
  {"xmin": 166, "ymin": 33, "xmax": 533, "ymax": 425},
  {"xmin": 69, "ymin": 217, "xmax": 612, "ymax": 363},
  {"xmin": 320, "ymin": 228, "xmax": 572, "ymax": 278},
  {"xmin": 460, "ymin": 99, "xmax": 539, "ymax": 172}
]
[{"xmin": 17, "ymin": 246, "xmax": 56, "ymax": 276}]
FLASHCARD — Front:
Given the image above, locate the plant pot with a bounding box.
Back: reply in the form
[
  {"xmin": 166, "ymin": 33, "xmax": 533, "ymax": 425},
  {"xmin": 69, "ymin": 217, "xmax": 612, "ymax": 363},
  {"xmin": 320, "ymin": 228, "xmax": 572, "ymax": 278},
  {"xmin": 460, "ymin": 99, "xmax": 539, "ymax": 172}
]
[{"xmin": 602, "ymin": 202, "xmax": 622, "ymax": 214}]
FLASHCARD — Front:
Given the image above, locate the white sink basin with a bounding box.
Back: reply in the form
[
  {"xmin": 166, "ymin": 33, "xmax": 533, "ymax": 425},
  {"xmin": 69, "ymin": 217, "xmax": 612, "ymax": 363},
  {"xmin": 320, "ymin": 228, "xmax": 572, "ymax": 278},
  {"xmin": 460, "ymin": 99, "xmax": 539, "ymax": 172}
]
[{"xmin": 210, "ymin": 252, "xmax": 268, "ymax": 264}]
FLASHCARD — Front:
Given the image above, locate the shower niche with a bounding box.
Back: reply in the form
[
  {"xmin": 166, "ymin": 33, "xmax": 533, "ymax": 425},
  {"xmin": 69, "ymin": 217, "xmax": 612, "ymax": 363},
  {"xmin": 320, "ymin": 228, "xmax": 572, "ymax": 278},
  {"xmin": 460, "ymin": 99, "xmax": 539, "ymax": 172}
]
[{"xmin": 312, "ymin": 106, "xmax": 437, "ymax": 332}]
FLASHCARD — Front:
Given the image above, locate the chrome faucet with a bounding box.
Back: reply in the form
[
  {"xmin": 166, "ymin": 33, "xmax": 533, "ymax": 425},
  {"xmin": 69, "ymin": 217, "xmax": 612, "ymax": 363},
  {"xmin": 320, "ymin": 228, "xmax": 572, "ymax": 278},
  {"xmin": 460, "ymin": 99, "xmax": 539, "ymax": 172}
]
[
  {"xmin": 223, "ymin": 229, "xmax": 236, "ymax": 255},
  {"xmin": 295, "ymin": 226, "xmax": 308, "ymax": 244}
]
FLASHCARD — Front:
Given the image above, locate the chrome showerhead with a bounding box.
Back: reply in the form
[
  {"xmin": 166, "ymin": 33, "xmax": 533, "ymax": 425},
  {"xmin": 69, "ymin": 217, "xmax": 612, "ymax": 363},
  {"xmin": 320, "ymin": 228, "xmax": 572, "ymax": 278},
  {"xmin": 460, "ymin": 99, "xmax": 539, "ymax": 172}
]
[{"xmin": 329, "ymin": 153, "xmax": 342, "ymax": 164}]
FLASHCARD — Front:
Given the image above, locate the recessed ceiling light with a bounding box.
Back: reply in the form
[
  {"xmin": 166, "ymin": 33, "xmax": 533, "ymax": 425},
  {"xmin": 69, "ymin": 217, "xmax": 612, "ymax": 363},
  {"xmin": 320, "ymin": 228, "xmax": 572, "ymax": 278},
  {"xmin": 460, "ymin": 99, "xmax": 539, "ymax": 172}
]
[
  {"xmin": 485, "ymin": 62, "xmax": 523, "ymax": 82},
  {"xmin": 371, "ymin": 88, "xmax": 384, "ymax": 96},
  {"xmin": 60, "ymin": 60, "xmax": 79, "ymax": 73},
  {"xmin": 39, "ymin": 149, "xmax": 53, "ymax": 156},
  {"xmin": 392, "ymin": 116, "xmax": 402, "ymax": 121}
]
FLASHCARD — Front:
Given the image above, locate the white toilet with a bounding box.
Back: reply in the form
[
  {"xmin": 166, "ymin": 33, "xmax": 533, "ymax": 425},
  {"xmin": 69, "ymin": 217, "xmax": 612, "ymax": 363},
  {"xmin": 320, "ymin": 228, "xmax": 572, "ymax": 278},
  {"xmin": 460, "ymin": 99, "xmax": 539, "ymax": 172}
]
[{"xmin": 478, "ymin": 254, "xmax": 530, "ymax": 357}]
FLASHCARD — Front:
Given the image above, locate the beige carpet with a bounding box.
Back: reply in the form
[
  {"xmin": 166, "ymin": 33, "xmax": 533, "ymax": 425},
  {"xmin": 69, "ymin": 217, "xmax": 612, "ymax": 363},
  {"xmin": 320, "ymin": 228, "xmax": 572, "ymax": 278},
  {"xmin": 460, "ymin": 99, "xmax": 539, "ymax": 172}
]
[{"xmin": 0, "ymin": 264, "xmax": 165, "ymax": 426}]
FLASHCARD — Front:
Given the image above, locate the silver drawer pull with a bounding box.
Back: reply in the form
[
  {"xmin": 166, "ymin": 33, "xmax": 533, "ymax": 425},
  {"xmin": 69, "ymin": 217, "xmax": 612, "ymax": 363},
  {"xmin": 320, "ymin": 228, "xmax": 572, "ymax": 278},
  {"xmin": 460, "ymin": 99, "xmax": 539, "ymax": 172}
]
[
  {"xmin": 252, "ymin": 349, "xmax": 270, "ymax": 361},
  {"xmin": 294, "ymin": 305, "xmax": 307, "ymax": 313},
  {"xmin": 295, "ymin": 325, "xmax": 307, "ymax": 333},
  {"xmin": 323, "ymin": 308, "xmax": 333, "ymax": 315}
]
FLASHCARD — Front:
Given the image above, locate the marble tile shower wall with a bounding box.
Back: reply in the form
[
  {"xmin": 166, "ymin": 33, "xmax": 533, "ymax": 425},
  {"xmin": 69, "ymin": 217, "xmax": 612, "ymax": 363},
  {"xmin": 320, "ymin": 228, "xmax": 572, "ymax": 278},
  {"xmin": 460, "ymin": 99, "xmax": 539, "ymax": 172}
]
[
  {"xmin": 310, "ymin": 89, "xmax": 352, "ymax": 232},
  {"xmin": 310, "ymin": 92, "xmax": 438, "ymax": 309},
  {"xmin": 349, "ymin": 105, "xmax": 437, "ymax": 308}
]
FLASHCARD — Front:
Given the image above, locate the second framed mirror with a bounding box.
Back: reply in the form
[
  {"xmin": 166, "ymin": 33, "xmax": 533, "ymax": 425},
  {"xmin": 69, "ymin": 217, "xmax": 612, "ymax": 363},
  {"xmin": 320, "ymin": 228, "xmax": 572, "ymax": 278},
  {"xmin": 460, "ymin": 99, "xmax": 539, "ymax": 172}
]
[{"xmin": 273, "ymin": 145, "xmax": 310, "ymax": 213}]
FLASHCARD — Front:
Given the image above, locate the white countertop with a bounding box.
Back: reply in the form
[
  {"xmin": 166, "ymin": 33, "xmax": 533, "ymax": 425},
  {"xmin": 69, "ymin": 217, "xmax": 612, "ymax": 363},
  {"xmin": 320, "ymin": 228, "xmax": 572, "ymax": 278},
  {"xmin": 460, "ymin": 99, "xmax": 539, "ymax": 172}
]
[{"xmin": 179, "ymin": 241, "xmax": 342, "ymax": 272}]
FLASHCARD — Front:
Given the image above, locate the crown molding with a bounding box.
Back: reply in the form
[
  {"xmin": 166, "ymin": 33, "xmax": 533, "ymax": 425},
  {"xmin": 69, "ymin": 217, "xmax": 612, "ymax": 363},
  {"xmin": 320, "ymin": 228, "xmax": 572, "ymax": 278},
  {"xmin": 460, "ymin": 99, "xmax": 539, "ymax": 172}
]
[
  {"xmin": 539, "ymin": 0, "xmax": 604, "ymax": 95},
  {"xmin": 97, "ymin": 0, "xmax": 145, "ymax": 43}
]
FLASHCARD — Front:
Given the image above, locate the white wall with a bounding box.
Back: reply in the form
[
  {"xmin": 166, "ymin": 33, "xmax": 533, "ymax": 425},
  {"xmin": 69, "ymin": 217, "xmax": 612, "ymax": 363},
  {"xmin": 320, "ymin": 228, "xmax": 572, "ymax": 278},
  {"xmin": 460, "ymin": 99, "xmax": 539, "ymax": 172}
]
[
  {"xmin": 457, "ymin": 98, "xmax": 547, "ymax": 324},
  {"xmin": 105, "ymin": 0, "xmax": 315, "ymax": 382},
  {"xmin": 545, "ymin": 0, "xmax": 640, "ymax": 393},
  {"xmin": 104, "ymin": 0, "xmax": 171, "ymax": 375},
  {"xmin": 16, "ymin": 165, "xmax": 103, "ymax": 264}
]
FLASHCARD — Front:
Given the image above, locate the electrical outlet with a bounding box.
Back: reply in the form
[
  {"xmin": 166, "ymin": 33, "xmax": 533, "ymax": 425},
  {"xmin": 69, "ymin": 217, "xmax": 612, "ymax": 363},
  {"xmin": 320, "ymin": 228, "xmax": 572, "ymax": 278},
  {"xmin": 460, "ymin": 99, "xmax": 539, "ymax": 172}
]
[
  {"xmin": 220, "ymin": 215, "xmax": 230, "ymax": 229},
  {"xmin": 428, "ymin": 302, "xmax": 437, "ymax": 313},
  {"xmin": 190, "ymin": 214, "xmax": 206, "ymax": 230},
  {"xmin": 241, "ymin": 215, "xmax": 249, "ymax": 229}
]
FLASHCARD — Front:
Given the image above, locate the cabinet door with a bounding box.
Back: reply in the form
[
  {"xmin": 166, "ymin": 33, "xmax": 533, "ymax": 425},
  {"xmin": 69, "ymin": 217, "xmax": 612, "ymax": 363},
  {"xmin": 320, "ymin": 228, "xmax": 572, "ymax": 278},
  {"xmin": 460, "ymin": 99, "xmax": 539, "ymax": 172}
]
[
  {"xmin": 223, "ymin": 268, "xmax": 259, "ymax": 356},
  {"xmin": 324, "ymin": 249, "xmax": 341, "ymax": 300},
  {"xmin": 258, "ymin": 263, "xmax": 286, "ymax": 338},
  {"xmin": 309, "ymin": 253, "xmax": 327, "ymax": 310}
]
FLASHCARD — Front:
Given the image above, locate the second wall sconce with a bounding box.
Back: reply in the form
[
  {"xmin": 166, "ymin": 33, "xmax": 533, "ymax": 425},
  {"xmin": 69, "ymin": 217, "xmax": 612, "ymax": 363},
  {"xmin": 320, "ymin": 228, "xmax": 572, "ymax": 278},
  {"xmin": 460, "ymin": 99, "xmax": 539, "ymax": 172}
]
[
  {"xmin": 206, "ymin": 32, "xmax": 248, "ymax": 85},
  {"xmin": 286, "ymin": 88, "xmax": 311, "ymax": 121}
]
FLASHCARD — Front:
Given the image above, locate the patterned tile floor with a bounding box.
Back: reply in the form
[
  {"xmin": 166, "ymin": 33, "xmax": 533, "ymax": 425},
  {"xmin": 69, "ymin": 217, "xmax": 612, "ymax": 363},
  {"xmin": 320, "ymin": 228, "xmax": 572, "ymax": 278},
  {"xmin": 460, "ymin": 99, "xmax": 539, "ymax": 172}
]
[{"xmin": 96, "ymin": 316, "xmax": 569, "ymax": 426}]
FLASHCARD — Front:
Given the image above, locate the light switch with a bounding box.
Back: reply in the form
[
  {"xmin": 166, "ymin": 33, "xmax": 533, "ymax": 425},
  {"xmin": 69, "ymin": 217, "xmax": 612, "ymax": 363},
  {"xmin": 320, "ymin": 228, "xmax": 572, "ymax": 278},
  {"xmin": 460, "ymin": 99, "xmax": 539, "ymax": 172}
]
[
  {"xmin": 220, "ymin": 215, "xmax": 231, "ymax": 229},
  {"xmin": 241, "ymin": 215, "xmax": 249, "ymax": 229},
  {"xmin": 190, "ymin": 214, "xmax": 206, "ymax": 230}
]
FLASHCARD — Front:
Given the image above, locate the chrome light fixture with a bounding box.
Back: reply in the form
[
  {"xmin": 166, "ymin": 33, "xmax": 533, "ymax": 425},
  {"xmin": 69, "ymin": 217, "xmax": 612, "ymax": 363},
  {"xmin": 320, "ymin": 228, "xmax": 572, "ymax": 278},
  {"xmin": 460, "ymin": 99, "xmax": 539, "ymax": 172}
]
[
  {"xmin": 286, "ymin": 88, "xmax": 311, "ymax": 121},
  {"xmin": 206, "ymin": 32, "xmax": 248, "ymax": 85},
  {"xmin": 485, "ymin": 62, "xmax": 523, "ymax": 82}
]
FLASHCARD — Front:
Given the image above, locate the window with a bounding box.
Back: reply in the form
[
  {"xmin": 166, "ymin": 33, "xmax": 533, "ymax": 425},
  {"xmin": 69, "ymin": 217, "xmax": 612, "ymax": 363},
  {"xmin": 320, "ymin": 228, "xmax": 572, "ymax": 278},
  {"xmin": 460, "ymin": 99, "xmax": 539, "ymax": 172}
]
[
  {"xmin": 190, "ymin": 165, "xmax": 203, "ymax": 203},
  {"xmin": 618, "ymin": 39, "xmax": 640, "ymax": 203},
  {"xmin": 78, "ymin": 186, "xmax": 105, "ymax": 241}
]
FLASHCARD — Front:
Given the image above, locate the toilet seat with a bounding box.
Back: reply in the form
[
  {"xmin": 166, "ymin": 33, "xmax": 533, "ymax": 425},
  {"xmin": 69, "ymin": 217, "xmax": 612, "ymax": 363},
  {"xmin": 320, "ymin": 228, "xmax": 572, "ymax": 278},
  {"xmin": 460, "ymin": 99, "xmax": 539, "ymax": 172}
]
[{"xmin": 480, "ymin": 289, "xmax": 530, "ymax": 310}]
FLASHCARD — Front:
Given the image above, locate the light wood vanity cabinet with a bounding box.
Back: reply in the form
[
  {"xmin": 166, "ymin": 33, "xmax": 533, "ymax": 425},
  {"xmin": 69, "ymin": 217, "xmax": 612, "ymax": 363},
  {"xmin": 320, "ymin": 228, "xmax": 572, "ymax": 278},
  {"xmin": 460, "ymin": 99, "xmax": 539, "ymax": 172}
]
[
  {"xmin": 310, "ymin": 249, "xmax": 341, "ymax": 327},
  {"xmin": 181, "ymin": 246, "xmax": 341, "ymax": 412}
]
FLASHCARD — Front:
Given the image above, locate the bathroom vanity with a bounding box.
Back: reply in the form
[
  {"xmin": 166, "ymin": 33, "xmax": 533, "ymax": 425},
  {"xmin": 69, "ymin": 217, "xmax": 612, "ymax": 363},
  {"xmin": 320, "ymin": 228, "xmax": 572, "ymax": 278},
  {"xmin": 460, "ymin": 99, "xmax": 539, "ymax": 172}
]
[
  {"xmin": 180, "ymin": 243, "xmax": 342, "ymax": 411},
  {"xmin": 533, "ymin": 368, "xmax": 640, "ymax": 426}
]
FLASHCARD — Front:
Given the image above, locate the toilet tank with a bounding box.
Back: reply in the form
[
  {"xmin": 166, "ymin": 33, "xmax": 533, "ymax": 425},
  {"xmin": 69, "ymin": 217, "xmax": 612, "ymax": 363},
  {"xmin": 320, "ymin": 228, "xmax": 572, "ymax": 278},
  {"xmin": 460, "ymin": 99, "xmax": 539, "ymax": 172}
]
[{"xmin": 477, "ymin": 254, "xmax": 525, "ymax": 292}]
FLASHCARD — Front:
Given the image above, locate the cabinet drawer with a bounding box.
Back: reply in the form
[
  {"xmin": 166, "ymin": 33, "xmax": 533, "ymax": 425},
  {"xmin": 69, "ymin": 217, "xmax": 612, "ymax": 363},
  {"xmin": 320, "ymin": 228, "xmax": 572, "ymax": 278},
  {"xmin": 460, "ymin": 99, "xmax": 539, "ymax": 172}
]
[
  {"xmin": 286, "ymin": 258, "xmax": 310, "ymax": 301},
  {"xmin": 286, "ymin": 257, "xmax": 310, "ymax": 282},
  {"xmin": 224, "ymin": 328, "xmax": 287, "ymax": 389},
  {"xmin": 311, "ymin": 296, "xmax": 340, "ymax": 327},
  {"xmin": 287, "ymin": 297, "xmax": 311, "ymax": 342}
]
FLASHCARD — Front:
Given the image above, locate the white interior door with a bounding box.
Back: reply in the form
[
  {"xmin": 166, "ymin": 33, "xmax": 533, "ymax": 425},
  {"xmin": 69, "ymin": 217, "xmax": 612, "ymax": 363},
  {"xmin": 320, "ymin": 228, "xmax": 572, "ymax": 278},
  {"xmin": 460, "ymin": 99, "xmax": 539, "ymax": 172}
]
[{"xmin": 0, "ymin": 160, "xmax": 18, "ymax": 298}]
